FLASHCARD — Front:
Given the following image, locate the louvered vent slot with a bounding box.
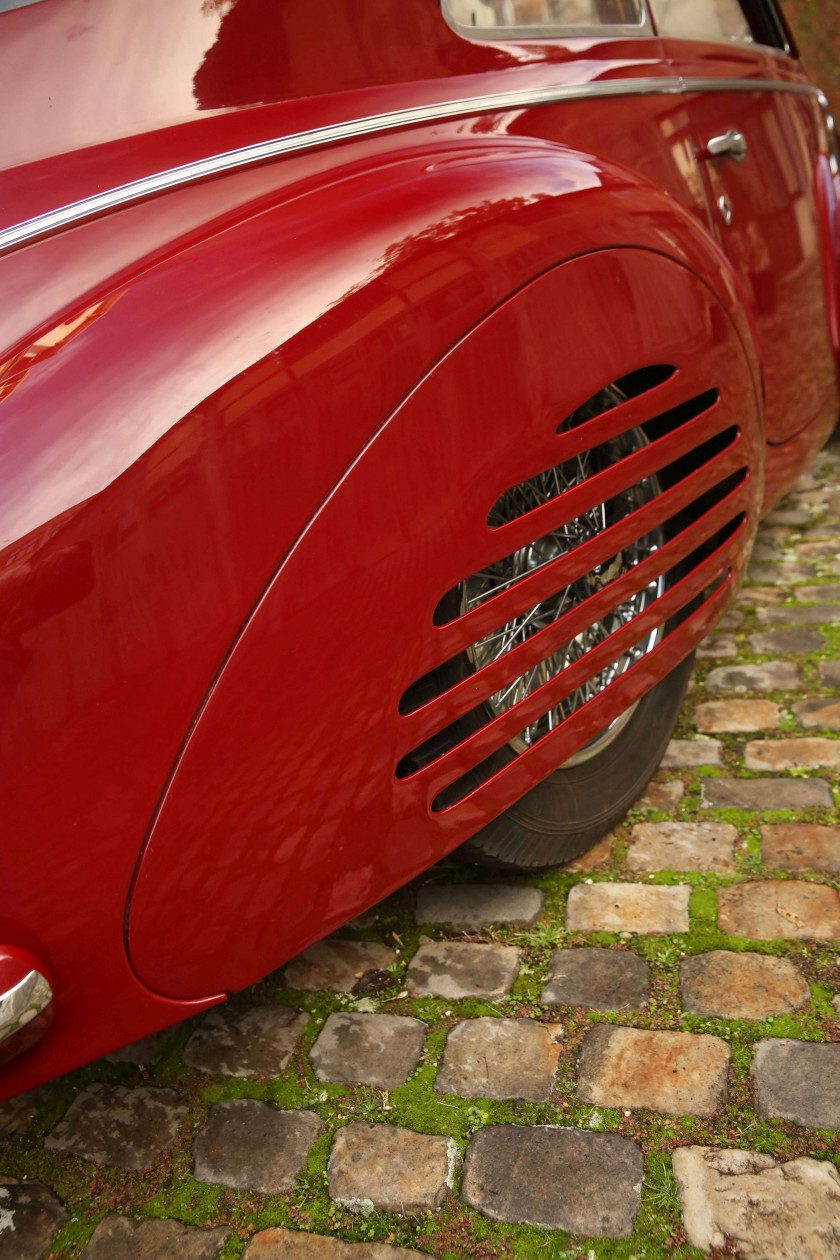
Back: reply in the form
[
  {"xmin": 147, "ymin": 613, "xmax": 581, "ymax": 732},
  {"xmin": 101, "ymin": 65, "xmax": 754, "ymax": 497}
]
[{"xmin": 397, "ymin": 364, "xmax": 750, "ymax": 804}]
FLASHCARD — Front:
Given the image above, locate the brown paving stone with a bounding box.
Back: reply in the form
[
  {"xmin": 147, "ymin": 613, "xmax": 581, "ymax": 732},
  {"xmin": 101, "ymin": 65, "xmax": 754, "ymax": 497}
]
[
  {"xmin": 696, "ymin": 635, "xmax": 738, "ymax": 659},
  {"xmin": 757, "ymin": 604, "xmax": 840, "ymax": 627},
  {"xmin": 799, "ymin": 583, "xmax": 840, "ymax": 602},
  {"xmin": 461, "ymin": 1126, "xmax": 643, "ymax": 1237},
  {"xmin": 704, "ymin": 661, "xmax": 801, "ymax": 693},
  {"xmin": 45, "ymin": 1084, "xmax": 188, "ymax": 1171},
  {"xmin": 106, "ymin": 1028, "xmax": 176, "ymax": 1066},
  {"xmin": 626, "ymin": 822, "xmax": 735, "ymax": 873},
  {"xmin": 694, "ymin": 699, "xmax": 780, "ymax": 733},
  {"xmin": 285, "ymin": 941, "xmax": 396, "ymax": 992},
  {"xmin": 576, "ymin": 1026, "xmax": 729, "ymax": 1117},
  {"xmin": 748, "ymin": 629, "xmax": 825, "ymax": 655},
  {"xmin": 660, "ymin": 738, "xmax": 721, "ymax": 768},
  {"xmin": 541, "ymin": 947, "xmax": 649, "ymax": 1011},
  {"xmin": 0, "ymin": 1085, "xmax": 51, "ymax": 1138},
  {"xmin": 562, "ymin": 835, "xmax": 613, "ymax": 870},
  {"xmin": 193, "ymin": 1101, "xmax": 322, "ymax": 1194},
  {"xmin": 761, "ymin": 823, "xmax": 840, "ymax": 872},
  {"xmin": 405, "ymin": 941, "xmax": 519, "ymax": 999},
  {"xmin": 762, "ymin": 508, "xmax": 815, "ymax": 527},
  {"xmin": 243, "ymin": 1230, "xmax": 424, "ymax": 1258},
  {"xmin": 751, "ymin": 1039, "xmax": 840, "ymax": 1130},
  {"xmin": 717, "ymin": 881, "xmax": 840, "ymax": 940},
  {"xmin": 818, "ymin": 659, "xmax": 840, "ymax": 687},
  {"xmin": 795, "ymin": 540, "xmax": 840, "ymax": 559},
  {"xmin": 673, "ymin": 1147, "xmax": 840, "ymax": 1258},
  {"xmin": 310, "ymin": 1013, "xmax": 426, "ymax": 1089},
  {"xmin": 183, "ymin": 1005, "xmax": 308, "ymax": 1077},
  {"xmin": 435, "ymin": 1018, "xmax": 561, "ymax": 1102},
  {"xmin": 414, "ymin": 884, "xmax": 543, "ymax": 929},
  {"xmin": 81, "ymin": 1216, "xmax": 229, "ymax": 1259},
  {"xmin": 0, "ymin": 1182, "xmax": 68, "ymax": 1260},
  {"xmin": 736, "ymin": 586, "xmax": 786, "ymax": 605},
  {"xmin": 747, "ymin": 563, "xmax": 814, "ymax": 584},
  {"xmin": 637, "ymin": 780, "xmax": 684, "ymax": 810},
  {"xmin": 679, "ymin": 951, "xmax": 809, "ymax": 1020},
  {"xmin": 565, "ymin": 883, "xmax": 690, "ymax": 934},
  {"xmin": 792, "ymin": 697, "xmax": 840, "ymax": 729},
  {"xmin": 717, "ymin": 609, "xmax": 744, "ymax": 631},
  {"xmin": 327, "ymin": 1123, "xmax": 457, "ymax": 1214},
  {"xmin": 745, "ymin": 737, "xmax": 840, "ymax": 771},
  {"xmin": 700, "ymin": 778, "xmax": 834, "ymax": 810}
]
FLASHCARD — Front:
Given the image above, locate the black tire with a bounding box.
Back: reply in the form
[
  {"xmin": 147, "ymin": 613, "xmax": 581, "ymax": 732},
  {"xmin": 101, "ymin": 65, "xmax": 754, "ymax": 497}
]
[{"xmin": 457, "ymin": 650, "xmax": 693, "ymax": 870}]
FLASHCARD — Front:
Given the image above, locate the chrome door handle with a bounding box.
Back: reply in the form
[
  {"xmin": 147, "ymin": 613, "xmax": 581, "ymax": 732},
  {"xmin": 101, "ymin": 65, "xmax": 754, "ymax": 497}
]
[{"xmin": 703, "ymin": 129, "xmax": 747, "ymax": 162}]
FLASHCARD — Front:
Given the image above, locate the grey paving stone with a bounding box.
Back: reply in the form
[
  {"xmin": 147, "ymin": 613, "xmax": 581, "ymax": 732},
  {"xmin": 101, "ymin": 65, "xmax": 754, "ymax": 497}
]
[
  {"xmin": 285, "ymin": 941, "xmax": 396, "ymax": 992},
  {"xmin": 435, "ymin": 1018, "xmax": 561, "ymax": 1102},
  {"xmin": 242, "ymin": 1229, "xmax": 425, "ymax": 1258},
  {"xmin": 704, "ymin": 661, "xmax": 801, "ymax": 693},
  {"xmin": 757, "ymin": 604, "xmax": 840, "ymax": 627},
  {"xmin": 747, "ymin": 563, "xmax": 814, "ymax": 584},
  {"xmin": 660, "ymin": 738, "xmax": 722, "ymax": 768},
  {"xmin": 673, "ymin": 1146, "xmax": 840, "ymax": 1258},
  {"xmin": 799, "ymin": 583, "xmax": 840, "ymax": 602},
  {"xmin": 310, "ymin": 1013, "xmax": 426, "ymax": 1089},
  {"xmin": 461, "ymin": 1125, "xmax": 643, "ymax": 1237},
  {"xmin": 577, "ymin": 1026, "xmax": 729, "ymax": 1117},
  {"xmin": 0, "ymin": 1085, "xmax": 51, "ymax": 1138},
  {"xmin": 0, "ymin": 1182, "xmax": 68, "ymax": 1260},
  {"xmin": 751, "ymin": 1039, "xmax": 840, "ymax": 1130},
  {"xmin": 745, "ymin": 737, "xmax": 840, "ymax": 771},
  {"xmin": 81, "ymin": 1216, "xmax": 229, "ymax": 1259},
  {"xmin": 748, "ymin": 629, "xmax": 825, "ymax": 655},
  {"xmin": 819, "ymin": 659, "xmax": 840, "ymax": 688},
  {"xmin": 327, "ymin": 1123, "xmax": 457, "ymax": 1214},
  {"xmin": 193, "ymin": 1101, "xmax": 322, "ymax": 1194},
  {"xmin": 794, "ymin": 540, "xmax": 840, "ymax": 560},
  {"xmin": 106, "ymin": 1028, "xmax": 175, "ymax": 1066},
  {"xmin": 717, "ymin": 609, "xmax": 744, "ymax": 631},
  {"xmin": 679, "ymin": 951, "xmax": 809, "ymax": 1020},
  {"xmin": 696, "ymin": 635, "xmax": 738, "ymax": 659},
  {"xmin": 833, "ymin": 993, "xmax": 840, "ymax": 1017},
  {"xmin": 183, "ymin": 1005, "xmax": 308, "ymax": 1078},
  {"xmin": 626, "ymin": 822, "xmax": 735, "ymax": 873},
  {"xmin": 637, "ymin": 780, "xmax": 684, "ymax": 810},
  {"xmin": 405, "ymin": 941, "xmax": 519, "ymax": 999},
  {"xmin": 700, "ymin": 777, "xmax": 834, "ymax": 811},
  {"xmin": 717, "ymin": 880, "xmax": 840, "ymax": 940},
  {"xmin": 347, "ymin": 896, "xmax": 401, "ymax": 930},
  {"xmin": 694, "ymin": 699, "xmax": 780, "ymax": 733},
  {"xmin": 761, "ymin": 508, "xmax": 815, "ymax": 527},
  {"xmin": 565, "ymin": 882, "xmax": 690, "ymax": 934},
  {"xmin": 541, "ymin": 947, "xmax": 649, "ymax": 1012},
  {"xmin": 760, "ymin": 823, "xmax": 840, "ymax": 872},
  {"xmin": 45, "ymin": 1084, "xmax": 188, "ymax": 1170},
  {"xmin": 736, "ymin": 586, "xmax": 786, "ymax": 606},
  {"xmin": 414, "ymin": 884, "xmax": 543, "ymax": 929},
  {"xmin": 792, "ymin": 697, "xmax": 840, "ymax": 729}
]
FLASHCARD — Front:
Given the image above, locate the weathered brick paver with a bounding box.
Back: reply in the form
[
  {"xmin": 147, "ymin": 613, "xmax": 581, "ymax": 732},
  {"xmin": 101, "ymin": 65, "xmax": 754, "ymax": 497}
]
[
  {"xmin": 310, "ymin": 1013, "xmax": 426, "ymax": 1088},
  {"xmin": 405, "ymin": 941, "xmax": 519, "ymax": 998},
  {"xmin": 566, "ymin": 882, "xmax": 690, "ymax": 933},
  {"xmin": 626, "ymin": 822, "xmax": 735, "ymax": 872},
  {"xmin": 673, "ymin": 1148, "xmax": 840, "ymax": 1258},
  {"xmin": 577, "ymin": 1026, "xmax": 729, "ymax": 1117},
  {"xmin": 183, "ymin": 1005, "xmax": 308, "ymax": 1077},
  {"xmin": 80, "ymin": 1217, "xmax": 229, "ymax": 1259},
  {"xmin": 541, "ymin": 947, "xmax": 649, "ymax": 1011},
  {"xmin": 751, "ymin": 1040, "xmax": 840, "ymax": 1130},
  {"xmin": 45, "ymin": 1084, "xmax": 188, "ymax": 1170},
  {"xmin": 0, "ymin": 1182, "xmax": 68, "ymax": 1260},
  {"xmin": 717, "ymin": 880, "xmax": 840, "ymax": 940},
  {"xmin": 413, "ymin": 884, "xmax": 543, "ymax": 928},
  {"xmin": 760, "ymin": 822, "xmax": 840, "ymax": 871},
  {"xmin": 193, "ymin": 1101, "xmax": 322, "ymax": 1194},
  {"xmin": 6, "ymin": 447, "xmax": 840, "ymax": 1260},
  {"xmin": 679, "ymin": 951, "xmax": 809, "ymax": 1019},
  {"xmin": 327, "ymin": 1124, "xmax": 457, "ymax": 1214},
  {"xmin": 435, "ymin": 1018, "xmax": 561, "ymax": 1101},
  {"xmin": 463, "ymin": 1126, "xmax": 644, "ymax": 1236}
]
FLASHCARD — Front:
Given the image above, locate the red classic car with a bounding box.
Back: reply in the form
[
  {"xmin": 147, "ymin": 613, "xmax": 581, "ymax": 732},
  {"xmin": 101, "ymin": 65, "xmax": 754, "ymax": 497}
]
[{"xmin": 0, "ymin": 0, "xmax": 837, "ymax": 1096}]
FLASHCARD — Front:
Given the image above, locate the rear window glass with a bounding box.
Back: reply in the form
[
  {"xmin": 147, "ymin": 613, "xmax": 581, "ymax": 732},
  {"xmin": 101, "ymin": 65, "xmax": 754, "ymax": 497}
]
[
  {"xmin": 648, "ymin": 0, "xmax": 753, "ymax": 43},
  {"xmin": 444, "ymin": 0, "xmax": 646, "ymax": 35}
]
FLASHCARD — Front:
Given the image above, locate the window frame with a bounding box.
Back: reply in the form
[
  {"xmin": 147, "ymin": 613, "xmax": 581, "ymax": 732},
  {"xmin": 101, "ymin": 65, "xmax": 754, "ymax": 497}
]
[{"xmin": 440, "ymin": 0, "xmax": 656, "ymax": 43}]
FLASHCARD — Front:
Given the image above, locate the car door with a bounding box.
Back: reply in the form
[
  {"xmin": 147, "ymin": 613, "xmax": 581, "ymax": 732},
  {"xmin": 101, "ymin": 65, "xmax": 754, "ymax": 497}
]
[{"xmin": 650, "ymin": 0, "xmax": 837, "ymax": 443}]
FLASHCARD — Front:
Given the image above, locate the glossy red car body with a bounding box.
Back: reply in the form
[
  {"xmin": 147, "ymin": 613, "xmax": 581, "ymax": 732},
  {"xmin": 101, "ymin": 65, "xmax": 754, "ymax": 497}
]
[{"xmin": 0, "ymin": 0, "xmax": 837, "ymax": 1098}]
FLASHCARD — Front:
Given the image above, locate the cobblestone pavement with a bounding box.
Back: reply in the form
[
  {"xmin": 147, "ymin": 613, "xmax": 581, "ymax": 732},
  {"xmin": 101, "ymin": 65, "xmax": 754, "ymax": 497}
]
[{"xmin": 3, "ymin": 448, "xmax": 840, "ymax": 1259}]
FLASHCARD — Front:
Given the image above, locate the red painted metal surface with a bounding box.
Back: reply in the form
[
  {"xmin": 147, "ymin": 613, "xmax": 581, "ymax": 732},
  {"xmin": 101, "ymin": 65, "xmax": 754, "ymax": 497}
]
[{"xmin": 0, "ymin": 0, "xmax": 836, "ymax": 1093}]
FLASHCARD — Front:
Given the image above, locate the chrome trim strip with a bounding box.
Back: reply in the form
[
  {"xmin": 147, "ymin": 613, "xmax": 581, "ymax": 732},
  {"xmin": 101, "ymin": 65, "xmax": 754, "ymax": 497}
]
[
  {"xmin": 0, "ymin": 969, "xmax": 52, "ymax": 1043},
  {"xmin": 0, "ymin": 75, "xmax": 821, "ymax": 255}
]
